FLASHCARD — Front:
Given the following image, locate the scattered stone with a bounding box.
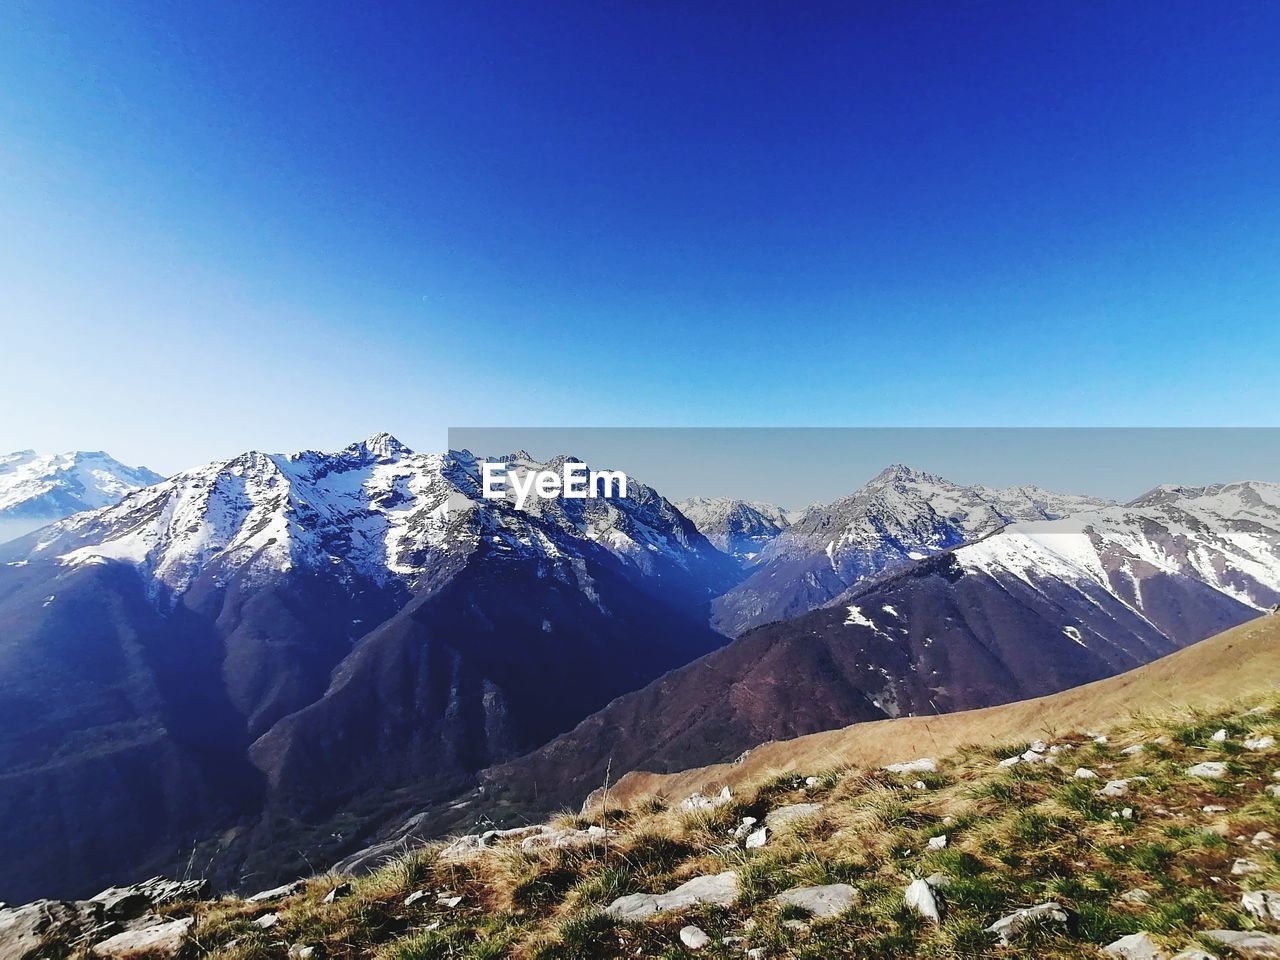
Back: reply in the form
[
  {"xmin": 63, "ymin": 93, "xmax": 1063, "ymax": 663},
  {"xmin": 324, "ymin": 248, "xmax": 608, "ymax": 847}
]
[
  {"xmin": 925, "ymin": 873, "xmax": 953, "ymax": 889},
  {"xmin": 744, "ymin": 827, "xmax": 769, "ymax": 849},
  {"xmin": 679, "ymin": 925, "xmax": 710, "ymax": 950},
  {"xmin": 1122, "ymin": 744, "xmax": 1146, "ymax": 756},
  {"xmin": 764, "ymin": 803, "xmax": 823, "ymax": 829},
  {"xmin": 252, "ymin": 913, "xmax": 280, "ymax": 929},
  {"xmin": 999, "ymin": 755, "xmax": 1023, "ymax": 768},
  {"xmin": 804, "ymin": 776, "xmax": 819, "ymax": 788},
  {"xmin": 733, "ymin": 817, "xmax": 758, "ymax": 840},
  {"xmin": 89, "ymin": 917, "xmax": 194, "ymax": 958},
  {"xmin": 771, "ymin": 884, "xmax": 859, "ymax": 919},
  {"xmin": 1242, "ymin": 890, "xmax": 1280, "ymax": 922},
  {"xmin": 1096, "ymin": 735, "xmax": 1110, "ymax": 744},
  {"xmin": 323, "ymin": 883, "xmax": 352, "ymax": 904},
  {"xmin": 604, "ymin": 872, "xmax": 740, "ymax": 920},
  {"xmin": 1201, "ymin": 929, "xmax": 1280, "ymax": 957},
  {"xmin": 247, "ymin": 880, "xmax": 308, "ymax": 903},
  {"xmin": 1186, "ymin": 762, "xmax": 1228, "ymax": 779},
  {"xmin": 1268, "ymin": 785, "xmax": 1280, "ymax": 798},
  {"xmin": 1076, "ymin": 767, "xmax": 1099, "ymax": 779},
  {"xmin": 1232, "ymin": 858, "xmax": 1262, "ymax": 876},
  {"xmin": 1103, "ymin": 932, "xmax": 1169, "ymax": 960},
  {"xmin": 439, "ymin": 834, "xmax": 486, "ymax": 860},
  {"xmin": 404, "ymin": 891, "xmax": 428, "ymax": 907},
  {"xmin": 746, "ymin": 950, "xmax": 766, "ymax": 960},
  {"xmin": 912, "ymin": 780, "xmax": 927, "ymax": 790},
  {"xmin": 927, "ymin": 834, "xmax": 948, "ymax": 850},
  {"xmin": 904, "ymin": 877, "xmax": 943, "ymax": 923},
  {"xmin": 1256, "ymin": 832, "xmax": 1276, "ymax": 846},
  {"xmin": 1203, "ymin": 804, "xmax": 1228, "ymax": 813},
  {"xmin": 1168, "ymin": 950, "xmax": 1218, "ymax": 960},
  {"xmin": 288, "ymin": 945, "xmax": 321, "ymax": 960},
  {"xmin": 1029, "ymin": 740, "xmax": 1048, "ymax": 753},
  {"xmin": 884, "ymin": 758, "xmax": 938, "ymax": 775},
  {"xmin": 985, "ymin": 902, "xmax": 1070, "ymax": 945},
  {"xmin": 1245, "ymin": 736, "xmax": 1276, "ymax": 751},
  {"xmin": 520, "ymin": 825, "xmax": 609, "ymax": 851},
  {"xmin": 437, "ymin": 895, "xmax": 463, "ymax": 908},
  {"xmin": 1021, "ymin": 748, "xmax": 1051, "ymax": 763},
  {"xmin": 680, "ymin": 787, "xmax": 732, "ymax": 811},
  {"xmin": 1121, "ymin": 888, "xmax": 1154, "ymax": 905},
  {"xmin": 1099, "ymin": 779, "xmax": 1131, "ymax": 798},
  {"xmin": 1212, "ymin": 729, "xmax": 1228, "ymax": 743}
]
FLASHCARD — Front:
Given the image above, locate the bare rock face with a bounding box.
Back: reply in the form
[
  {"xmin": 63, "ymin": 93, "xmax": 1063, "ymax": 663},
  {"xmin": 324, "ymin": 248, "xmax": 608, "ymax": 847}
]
[{"xmin": 0, "ymin": 900, "xmax": 104, "ymax": 960}]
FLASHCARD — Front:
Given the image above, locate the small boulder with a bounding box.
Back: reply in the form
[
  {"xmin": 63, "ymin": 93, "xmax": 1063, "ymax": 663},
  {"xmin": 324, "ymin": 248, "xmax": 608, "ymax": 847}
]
[
  {"xmin": 1232, "ymin": 858, "xmax": 1262, "ymax": 876},
  {"xmin": 1121, "ymin": 888, "xmax": 1154, "ymax": 905},
  {"xmin": 884, "ymin": 758, "xmax": 938, "ymax": 775},
  {"xmin": 1201, "ymin": 929, "xmax": 1280, "ymax": 957},
  {"xmin": 1103, "ymin": 932, "xmax": 1169, "ymax": 960},
  {"xmin": 771, "ymin": 883, "xmax": 859, "ymax": 919},
  {"xmin": 985, "ymin": 902, "xmax": 1070, "ymax": 945},
  {"xmin": 679, "ymin": 925, "xmax": 710, "ymax": 950},
  {"xmin": 252, "ymin": 913, "xmax": 280, "ymax": 929},
  {"xmin": 904, "ymin": 878, "xmax": 943, "ymax": 924},
  {"xmin": 1245, "ymin": 736, "xmax": 1276, "ymax": 751},
  {"xmin": 90, "ymin": 917, "xmax": 194, "ymax": 958},
  {"xmin": 744, "ymin": 827, "xmax": 769, "ymax": 849},
  {"xmin": 1211, "ymin": 729, "xmax": 1228, "ymax": 743},
  {"xmin": 604, "ymin": 872, "xmax": 740, "ymax": 920},
  {"xmin": 1099, "ymin": 779, "xmax": 1131, "ymax": 798},
  {"xmin": 323, "ymin": 883, "xmax": 352, "ymax": 904},
  {"xmin": 927, "ymin": 834, "xmax": 948, "ymax": 850},
  {"xmin": 764, "ymin": 803, "xmax": 823, "ymax": 829},
  {"xmin": 1168, "ymin": 951, "xmax": 1217, "ymax": 960},
  {"xmin": 247, "ymin": 880, "xmax": 308, "ymax": 903},
  {"xmin": 732, "ymin": 817, "xmax": 758, "ymax": 840},
  {"xmin": 404, "ymin": 891, "xmax": 428, "ymax": 907},
  {"xmin": 1076, "ymin": 768, "xmax": 1099, "ymax": 779},
  {"xmin": 288, "ymin": 946, "xmax": 322, "ymax": 960},
  {"xmin": 1242, "ymin": 890, "xmax": 1280, "ymax": 922},
  {"xmin": 1186, "ymin": 762, "xmax": 1228, "ymax": 779}
]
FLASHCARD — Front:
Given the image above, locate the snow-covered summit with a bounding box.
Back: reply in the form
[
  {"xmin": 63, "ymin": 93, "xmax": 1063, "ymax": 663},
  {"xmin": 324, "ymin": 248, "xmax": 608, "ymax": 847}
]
[
  {"xmin": 16, "ymin": 436, "xmax": 736, "ymax": 602},
  {"xmin": 0, "ymin": 449, "xmax": 164, "ymax": 542},
  {"xmin": 676, "ymin": 496, "xmax": 792, "ymax": 562}
]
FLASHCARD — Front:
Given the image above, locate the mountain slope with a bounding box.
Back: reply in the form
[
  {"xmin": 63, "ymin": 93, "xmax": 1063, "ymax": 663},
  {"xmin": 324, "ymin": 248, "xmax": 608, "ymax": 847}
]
[
  {"xmin": 0, "ymin": 449, "xmax": 162, "ymax": 543},
  {"xmin": 0, "ymin": 436, "xmax": 738, "ymax": 902},
  {"xmin": 608, "ymin": 608, "xmax": 1280, "ymax": 806},
  {"xmin": 676, "ymin": 497, "xmax": 792, "ymax": 563},
  {"xmin": 712, "ymin": 464, "xmax": 1111, "ymax": 636},
  {"xmin": 482, "ymin": 482, "xmax": 1280, "ymax": 813}
]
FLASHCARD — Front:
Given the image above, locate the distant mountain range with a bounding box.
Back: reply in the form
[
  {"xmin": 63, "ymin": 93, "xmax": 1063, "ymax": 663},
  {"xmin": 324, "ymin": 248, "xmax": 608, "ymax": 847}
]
[
  {"xmin": 0, "ymin": 450, "xmax": 162, "ymax": 543},
  {"xmin": 2, "ymin": 436, "xmax": 1278, "ymax": 906},
  {"xmin": 481, "ymin": 477, "xmax": 1280, "ymax": 815}
]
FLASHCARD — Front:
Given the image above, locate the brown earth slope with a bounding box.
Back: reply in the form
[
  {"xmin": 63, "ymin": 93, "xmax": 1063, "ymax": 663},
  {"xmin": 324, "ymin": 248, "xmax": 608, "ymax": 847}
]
[{"xmin": 605, "ymin": 609, "xmax": 1280, "ymax": 807}]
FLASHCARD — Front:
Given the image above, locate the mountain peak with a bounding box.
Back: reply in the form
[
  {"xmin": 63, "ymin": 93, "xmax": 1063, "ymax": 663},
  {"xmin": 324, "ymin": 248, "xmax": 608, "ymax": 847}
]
[
  {"xmin": 869, "ymin": 463, "xmax": 944, "ymax": 486},
  {"xmin": 349, "ymin": 432, "xmax": 413, "ymax": 461}
]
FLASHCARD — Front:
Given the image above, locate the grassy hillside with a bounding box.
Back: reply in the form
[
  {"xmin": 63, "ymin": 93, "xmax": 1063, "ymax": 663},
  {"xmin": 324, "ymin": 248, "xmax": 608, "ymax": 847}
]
[
  {"xmin": 608, "ymin": 612, "xmax": 1280, "ymax": 809},
  {"xmin": 37, "ymin": 652, "xmax": 1280, "ymax": 958}
]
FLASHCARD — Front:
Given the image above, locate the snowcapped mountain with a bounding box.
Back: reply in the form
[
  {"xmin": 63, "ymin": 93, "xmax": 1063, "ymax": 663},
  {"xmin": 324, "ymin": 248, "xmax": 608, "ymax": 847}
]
[
  {"xmin": 27, "ymin": 435, "xmax": 733, "ymax": 604},
  {"xmin": 712, "ymin": 464, "xmax": 1112, "ymax": 635},
  {"xmin": 676, "ymin": 496, "xmax": 791, "ymax": 562},
  {"xmin": 0, "ymin": 450, "xmax": 162, "ymax": 543},
  {"xmin": 483, "ymin": 480, "xmax": 1280, "ymax": 812},
  {"xmin": 0, "ymin": 434, "xmax": 738, "ymax": 902}
]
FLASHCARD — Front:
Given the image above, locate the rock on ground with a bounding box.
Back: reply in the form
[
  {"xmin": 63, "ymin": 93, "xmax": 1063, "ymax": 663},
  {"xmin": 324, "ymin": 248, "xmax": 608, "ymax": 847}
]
[
  {"xmin": 1186, "ymin": 762, "xmax": 1228, "ymax": 779},
  {"xmin": 90, "ymin": 917, "xmax": 193, "ymax": 958},
  {"xmin": 764, "ymin": 803, "xmax": 823, "ymax": 829},
  {"xmin": 1103, "ymin": 932, "xmax": 1168, "ymax": 960},
  {"xmin": 604, "ymin": 872, "xmax": 740, "ymax": 920},
  {"xmin": 1201, "ymin": 929, "xmax": 1280, "ymax": 958},
  {"xmin": 904, "ymin": 878, "xmax": 943, "ymax": 924},
  {"xmin": 985, "ymin": 902, "xmax": 1070, "ymax": 945},
  {"xmin": 884, "ymin": 758, "xmax": 938, "ymax": 775},
  {"xmin": 1242, "ymin": 890, "xmax": 1280, "ymax": 922},
  {"xmin": 770, "ymin": 884, "xmax": 859, "ymax": 919},
  {"xmin": 679, "ymin": 925, "xmax": 710, "ymax": 949}
]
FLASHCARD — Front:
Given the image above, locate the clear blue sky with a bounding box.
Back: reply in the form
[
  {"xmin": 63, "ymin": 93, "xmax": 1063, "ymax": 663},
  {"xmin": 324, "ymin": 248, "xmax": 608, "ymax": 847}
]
[{"xmin": 2, "ymin": 1, "xmax": 1279, "ymax": 473}]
